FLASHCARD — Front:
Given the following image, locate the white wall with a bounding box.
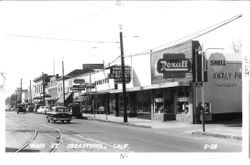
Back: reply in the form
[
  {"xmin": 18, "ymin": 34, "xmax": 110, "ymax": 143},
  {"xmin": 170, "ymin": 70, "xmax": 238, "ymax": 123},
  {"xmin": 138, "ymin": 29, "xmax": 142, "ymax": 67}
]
[{"xmin": 203, "ymin": 61, "xmax": 242, "ymax": 114}]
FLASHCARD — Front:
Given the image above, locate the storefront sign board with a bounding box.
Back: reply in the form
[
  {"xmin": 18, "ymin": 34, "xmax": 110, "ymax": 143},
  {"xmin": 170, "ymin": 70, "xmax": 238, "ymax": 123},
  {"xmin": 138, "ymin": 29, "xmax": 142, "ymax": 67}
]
[
  {"xmin": 156, "ymin": 53, "xmax": 191, "ymax": 78},
  {"xmin": 73, "ymin": 79, "xmax": 85, "ymax": 84},
  {"xmin": 109, "ymin": 65, "xmax": 131, "ymax": 83}
]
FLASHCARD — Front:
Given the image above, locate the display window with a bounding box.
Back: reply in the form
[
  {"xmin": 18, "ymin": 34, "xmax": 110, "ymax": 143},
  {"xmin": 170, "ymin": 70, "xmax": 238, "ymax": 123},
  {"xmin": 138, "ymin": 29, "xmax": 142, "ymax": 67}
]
[
  {"xmin": 153, "ymin": 89, "xmax": 164, "ymax": 114},
  {"xmin": 136, "ymin": 91, "xmax": 151, "ymax": 115}
]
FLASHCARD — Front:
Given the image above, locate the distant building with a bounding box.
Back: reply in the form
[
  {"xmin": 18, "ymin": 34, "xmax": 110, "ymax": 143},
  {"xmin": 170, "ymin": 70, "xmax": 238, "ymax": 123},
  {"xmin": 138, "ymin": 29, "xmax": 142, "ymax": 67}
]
[
  {"xmin": 21, "ymin": 89, "xmax": 28, "ymax": 103},
  {"xmin": 55, "ymin": 63, "xmax": 104, "ymax": 107},
  {"xmin": 46, "ymin": 74, "xmax": 60, "ymax": 106},
  {"xmin": 32, "ymin": 73, "xmax": 53, "ymax": 105}
]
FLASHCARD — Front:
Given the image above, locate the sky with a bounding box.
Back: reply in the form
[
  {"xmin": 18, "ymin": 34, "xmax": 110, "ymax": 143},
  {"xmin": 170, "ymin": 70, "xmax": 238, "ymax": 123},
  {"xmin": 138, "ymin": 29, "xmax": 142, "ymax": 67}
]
[{"xmin": 0, "ymin": 1, "xmax": 248, "ymax": 97}]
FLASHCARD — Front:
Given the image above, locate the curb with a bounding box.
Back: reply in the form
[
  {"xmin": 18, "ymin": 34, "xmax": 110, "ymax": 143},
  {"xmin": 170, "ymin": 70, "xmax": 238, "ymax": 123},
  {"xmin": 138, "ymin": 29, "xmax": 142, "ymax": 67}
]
[
  {"xmin": 191, "ymin": 131, "xmax": 242, "ymax": 140},
  {"xmin": 86, "ymin": 117, "xmax": 152, "ymax": 128},
  {"xmin": 84, "ymin": 116, "xmax": 242, "ymax": 140}
]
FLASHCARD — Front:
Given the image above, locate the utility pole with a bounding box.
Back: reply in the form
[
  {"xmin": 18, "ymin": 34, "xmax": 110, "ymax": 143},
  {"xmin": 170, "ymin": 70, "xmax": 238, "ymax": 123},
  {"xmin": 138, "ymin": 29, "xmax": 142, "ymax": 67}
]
[
  {"xmin": 119, "ymin": 26, "xmax": 128, "ymax": 123},
  {"xmin": 62, "ymin": 60, "xmax": 66, "ymax": 107},
  {"xmin": 15, "ymin": 90, "xmax": 18, "ymax": 107},
  {"xmin": 115, "ymin": 83, "xmax": 119, "ymax": 117},
  {"xmin": 30, "ymin": 80, "xmax": 32, "ymax": 103},
  {"xmin": 42, "ymin": 73, "xmax": 46, "ymax": 106},
  {"xmin": 20, "ymin": 78, "xmax": 22, "ymax": 104}
]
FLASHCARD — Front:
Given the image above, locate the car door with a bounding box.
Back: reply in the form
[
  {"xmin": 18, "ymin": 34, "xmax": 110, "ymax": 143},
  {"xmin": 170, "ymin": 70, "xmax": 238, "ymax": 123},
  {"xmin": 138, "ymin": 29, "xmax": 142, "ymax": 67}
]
[{"xmin": 47, "ymin": 107, "xmax": 53, "ymax": 119}]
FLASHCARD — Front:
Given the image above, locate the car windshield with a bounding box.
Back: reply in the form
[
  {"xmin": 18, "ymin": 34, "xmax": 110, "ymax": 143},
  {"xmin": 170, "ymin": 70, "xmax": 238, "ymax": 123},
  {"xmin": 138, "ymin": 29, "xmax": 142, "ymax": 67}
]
[{"xmin": 55, "ymin": 107, "xmax": 68, "ymax": 112}]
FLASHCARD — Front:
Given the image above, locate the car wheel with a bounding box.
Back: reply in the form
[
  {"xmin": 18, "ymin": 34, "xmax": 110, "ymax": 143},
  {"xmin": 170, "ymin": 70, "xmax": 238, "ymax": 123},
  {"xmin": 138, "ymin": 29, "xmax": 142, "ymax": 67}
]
[
  {"xmin": 61, "ymin": 120, "xmax": 64, "ymax": 123},
  {"xmin": 67, "ymin": 120, "xmax": 70, "ymax": 124},
  {"xmin": 53, "ymin": 120, "xmax": 56, "ymax": 123}
]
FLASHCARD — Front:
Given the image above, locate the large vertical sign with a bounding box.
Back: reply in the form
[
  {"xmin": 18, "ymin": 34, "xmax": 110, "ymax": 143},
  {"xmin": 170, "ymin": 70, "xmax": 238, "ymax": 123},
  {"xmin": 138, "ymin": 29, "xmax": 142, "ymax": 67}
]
[
  {"xmin": 151, "ymin": 41, "xmax": 199, "ymax": 84},
  {"xmin": 156, "ymin": 53, "xmax": 191, "ymax": 78}
]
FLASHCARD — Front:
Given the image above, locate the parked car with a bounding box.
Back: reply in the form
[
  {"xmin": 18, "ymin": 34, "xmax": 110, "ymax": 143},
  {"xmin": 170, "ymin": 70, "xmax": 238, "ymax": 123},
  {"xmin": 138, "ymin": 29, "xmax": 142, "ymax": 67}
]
[
  {"xmin": 34, "ymin": 104, "xmax": 43, "ymax": 113},
  {"xmin": 26, "ymin": 104, "xmax": 35, "ymax": 112},
  {"xmin": 37, "ymin": 106, "xmax": 49, "ymax": 114},
  {"xmin": 46, "ymin": 106, "xmax": 72, "ymax": 123},
  {"xmin": 43, "ymin": 106, "xmax": 50, "ymax": 114},
  {"xmin": 5, "ymin": 105, "xmax": 11, "ymax": 111},
  {"xmin": 17, "ymin": 104, "xmax": 26, "ymax": 114}
]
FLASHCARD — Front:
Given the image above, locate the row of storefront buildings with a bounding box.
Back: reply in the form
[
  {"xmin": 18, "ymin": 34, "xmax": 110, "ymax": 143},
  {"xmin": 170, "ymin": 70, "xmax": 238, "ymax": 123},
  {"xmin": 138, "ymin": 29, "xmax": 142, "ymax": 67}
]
[{"xmin": 25, "ymin": 40, "xmax": 242, "ymax": 124}]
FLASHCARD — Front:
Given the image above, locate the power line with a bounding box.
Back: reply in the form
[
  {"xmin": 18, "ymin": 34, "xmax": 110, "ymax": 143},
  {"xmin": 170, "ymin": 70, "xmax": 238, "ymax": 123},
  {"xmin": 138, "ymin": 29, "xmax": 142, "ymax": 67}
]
[
  {"xmin": 5, "ymin": 34, "xmax": 119, "ymax": 44},
  {"xmin": 124, "ymin": 14, "xmax": 242, "ymax": 58},
  {"xmin": 104, "ymin": 55, "xmax": 121, "ymax": 68}
]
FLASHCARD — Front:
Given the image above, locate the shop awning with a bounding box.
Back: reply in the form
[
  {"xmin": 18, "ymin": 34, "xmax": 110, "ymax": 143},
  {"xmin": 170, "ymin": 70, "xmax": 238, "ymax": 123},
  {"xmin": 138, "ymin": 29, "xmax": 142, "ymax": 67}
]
[
  {"xmin": 46, "ymin": 97, "xmax": 59, "ymax": 101},
  {"xmin": 57, "ymin": 93, "xmax": 72, "ymax": 103},
  {"xmin": 33, "ymin": 94, "xmax": 51, "ymax": 100},
  {"xmin": 109, "ymin": 81, "xmax": 191, "ymax": 94},
  {"xmin": 74, "ymin": 95, "xmax": 86, "ymax": 102}
]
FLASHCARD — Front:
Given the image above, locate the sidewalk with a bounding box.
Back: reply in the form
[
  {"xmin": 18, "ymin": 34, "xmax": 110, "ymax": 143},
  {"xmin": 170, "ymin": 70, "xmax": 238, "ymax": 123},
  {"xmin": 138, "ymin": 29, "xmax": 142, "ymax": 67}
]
[{"xmin": 82, "ymin": 113, "xmax": 242, "ymax": 140}]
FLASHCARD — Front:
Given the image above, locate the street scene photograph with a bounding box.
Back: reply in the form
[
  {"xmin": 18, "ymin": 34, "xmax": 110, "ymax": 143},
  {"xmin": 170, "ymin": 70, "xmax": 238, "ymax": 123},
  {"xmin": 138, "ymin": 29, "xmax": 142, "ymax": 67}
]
[{"xmin": 0, "ymin": 1, "xmax": 247, "ymax": 159}]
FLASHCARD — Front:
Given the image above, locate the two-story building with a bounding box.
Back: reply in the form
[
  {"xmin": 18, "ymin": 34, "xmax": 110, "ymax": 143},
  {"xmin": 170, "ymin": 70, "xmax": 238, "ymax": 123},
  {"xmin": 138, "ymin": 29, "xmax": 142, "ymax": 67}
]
[{"xmin": 32, "ymin": 73, "xmax": 53, "ymax": 106}]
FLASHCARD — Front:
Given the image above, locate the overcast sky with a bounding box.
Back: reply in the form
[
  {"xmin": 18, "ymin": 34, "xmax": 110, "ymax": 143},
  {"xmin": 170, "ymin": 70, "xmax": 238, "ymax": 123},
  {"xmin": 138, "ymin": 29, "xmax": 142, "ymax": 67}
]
[{"xmin": 0, "ymin": 1, "xmax": 248, "ymax": 97}]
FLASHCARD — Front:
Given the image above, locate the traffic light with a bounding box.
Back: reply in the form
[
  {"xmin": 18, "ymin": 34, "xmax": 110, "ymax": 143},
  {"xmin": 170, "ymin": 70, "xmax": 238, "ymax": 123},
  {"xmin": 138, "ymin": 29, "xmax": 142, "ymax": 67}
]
[{"xmin": 194, "ymin": 49, "xmax": 208, "ymax": 83}]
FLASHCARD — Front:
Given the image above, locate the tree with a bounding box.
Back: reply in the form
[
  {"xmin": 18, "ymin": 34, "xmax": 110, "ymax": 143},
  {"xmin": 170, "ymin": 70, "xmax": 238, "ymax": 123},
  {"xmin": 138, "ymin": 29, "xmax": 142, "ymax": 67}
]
[
  {"xmin": 0, "ymin": 72, "xmax": 6, "ymax": 91},
  {"xmin": 232, "ymin": 39, "xmax": 242, "ymax": 54}
]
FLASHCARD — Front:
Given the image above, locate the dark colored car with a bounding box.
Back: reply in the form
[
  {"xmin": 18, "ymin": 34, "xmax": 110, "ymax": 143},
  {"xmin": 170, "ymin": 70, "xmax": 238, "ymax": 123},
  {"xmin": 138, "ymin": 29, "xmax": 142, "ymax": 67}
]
[
  {"xmin": 46, "ymin": 106, "xmax": 72, "ymax": 123},
  {"xmin": 17, "ymin": 104, "xmax": 27, "ymax": 114},
  {"xmin": 26, "ymin": 103, "xmax": 35, "ymax": 112}
]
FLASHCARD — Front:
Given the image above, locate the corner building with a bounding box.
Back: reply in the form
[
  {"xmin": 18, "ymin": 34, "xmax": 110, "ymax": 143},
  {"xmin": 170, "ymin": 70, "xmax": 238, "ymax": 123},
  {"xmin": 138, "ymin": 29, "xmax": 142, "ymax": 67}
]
[{"xmin": 81, "ymin": 40, "xmax": 242, "ymax": 124}]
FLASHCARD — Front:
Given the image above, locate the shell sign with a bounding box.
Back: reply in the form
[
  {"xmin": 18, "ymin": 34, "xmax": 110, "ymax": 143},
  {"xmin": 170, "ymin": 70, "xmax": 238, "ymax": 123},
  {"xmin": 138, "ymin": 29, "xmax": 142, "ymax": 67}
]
[{"xmin": 209, "ymin": 53, "xmax": 226, "ymax": 72}]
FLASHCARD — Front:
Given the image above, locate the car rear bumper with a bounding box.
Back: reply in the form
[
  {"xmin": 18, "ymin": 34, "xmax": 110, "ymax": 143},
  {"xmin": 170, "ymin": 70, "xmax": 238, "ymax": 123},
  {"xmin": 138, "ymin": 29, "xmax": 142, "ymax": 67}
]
[{"xmin": 52, "ymin": 117, "xmax": 71, "ymax": 121}]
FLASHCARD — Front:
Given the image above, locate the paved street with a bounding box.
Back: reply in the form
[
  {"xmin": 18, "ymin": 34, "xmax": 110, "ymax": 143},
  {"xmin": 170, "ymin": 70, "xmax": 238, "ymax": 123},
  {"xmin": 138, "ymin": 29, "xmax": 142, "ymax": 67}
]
[{"xmin": 6, "ymin": 111, "xmax": 241, "ymax": 152}]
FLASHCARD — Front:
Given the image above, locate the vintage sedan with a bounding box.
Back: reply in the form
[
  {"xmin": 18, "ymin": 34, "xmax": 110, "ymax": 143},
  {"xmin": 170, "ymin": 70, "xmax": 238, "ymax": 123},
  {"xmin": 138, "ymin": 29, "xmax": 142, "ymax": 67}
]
[
  {"xmin": 17, "ymin": 104, "xmax": 27, "ymax": 114},
  {"xmin": 46, "ymin": 106, "xmax": 72, "ymax": 123}
]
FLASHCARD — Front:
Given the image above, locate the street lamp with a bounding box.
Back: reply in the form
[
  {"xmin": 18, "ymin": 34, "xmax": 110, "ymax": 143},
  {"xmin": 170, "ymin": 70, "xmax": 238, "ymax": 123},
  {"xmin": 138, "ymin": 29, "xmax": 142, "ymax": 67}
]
[
  {"xmin": 62, "ymin": 60, "xmax": 66, "ymax": 107},
  {"xmin": 197, "ymin": 47, "xmax": 224, "ymax": 132}
]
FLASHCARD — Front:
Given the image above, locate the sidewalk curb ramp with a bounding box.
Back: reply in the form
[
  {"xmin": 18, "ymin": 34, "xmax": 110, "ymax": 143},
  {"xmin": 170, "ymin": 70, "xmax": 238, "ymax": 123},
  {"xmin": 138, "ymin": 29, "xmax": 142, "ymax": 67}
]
[{"xmin": 191, "ymin": 131, "xmax": 242, "ymax": 140}]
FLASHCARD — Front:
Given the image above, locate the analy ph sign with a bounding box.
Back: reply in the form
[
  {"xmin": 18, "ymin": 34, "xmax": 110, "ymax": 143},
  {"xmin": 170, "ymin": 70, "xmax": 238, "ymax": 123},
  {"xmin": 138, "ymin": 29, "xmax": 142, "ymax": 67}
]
[{"xmin": 157, "ymin": 53, "xmax": 191, "ymax": 78}]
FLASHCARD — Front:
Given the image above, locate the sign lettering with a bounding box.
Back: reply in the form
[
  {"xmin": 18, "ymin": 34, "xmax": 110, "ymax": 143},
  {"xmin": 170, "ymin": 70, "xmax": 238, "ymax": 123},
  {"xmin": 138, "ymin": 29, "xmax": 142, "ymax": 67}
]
[
  {"xmin": 73, "ymin": 79, "xmax": 85, "ymax": 84},
  {"xmin": 156, "ymin": 53, "xmax": 191, "ymax": 78},
  {"xmin": 109, "ymin": 65, "xmax": 131, "ymax": 83}
]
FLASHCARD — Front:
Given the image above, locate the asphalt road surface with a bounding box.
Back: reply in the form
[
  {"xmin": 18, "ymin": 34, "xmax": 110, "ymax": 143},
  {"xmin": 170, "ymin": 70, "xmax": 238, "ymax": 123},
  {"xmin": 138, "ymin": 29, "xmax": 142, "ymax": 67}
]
[{"xmin": 6, "ymin": 111, "xmax": 241, "ymax": 153}]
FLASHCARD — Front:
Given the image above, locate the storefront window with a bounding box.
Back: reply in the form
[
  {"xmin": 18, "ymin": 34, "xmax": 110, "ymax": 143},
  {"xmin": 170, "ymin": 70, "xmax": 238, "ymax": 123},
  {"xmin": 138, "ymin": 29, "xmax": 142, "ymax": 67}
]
[
  {"xmin": 153, "ymin": 89, "xmax": 164, "ymax": 114},
  {"xmin": 119, "ymin": 94, "xmax": 130, "ymax": 112},
  {"xmin": 137, "ymin": 91, "xmax": 151, "ymax": 114},
  {"xmin": 176, "ymin": 87, "xmax": 190, "ymax": 114},
  {"xmin": 110, "ymin": 95, "xmax": 116, "ymax": 111}
]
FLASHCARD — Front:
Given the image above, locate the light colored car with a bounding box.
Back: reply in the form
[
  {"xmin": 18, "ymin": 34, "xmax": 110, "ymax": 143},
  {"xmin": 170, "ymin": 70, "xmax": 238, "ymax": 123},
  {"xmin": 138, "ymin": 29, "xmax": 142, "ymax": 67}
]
[
  {"xmin": 5, "ymin": 105, "xmax": 11, "ymax": 111},
  {"xmin": 37, "ymin": 106, "xmax": 49, "ymax": 114},
  {"xmin": 46, "ymin": 106, "xmax": 72, "ymax": 123}
]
